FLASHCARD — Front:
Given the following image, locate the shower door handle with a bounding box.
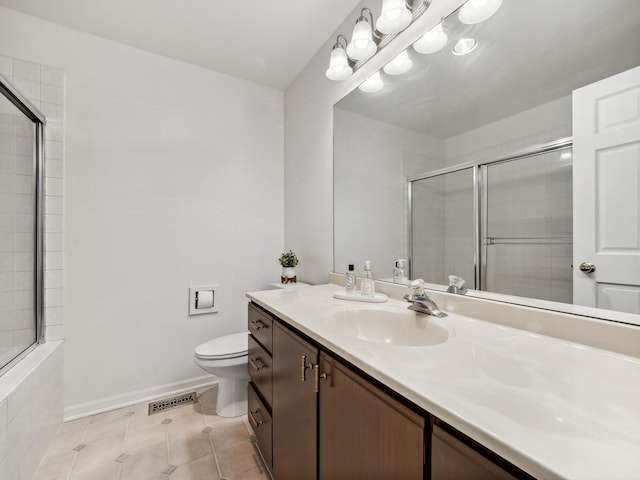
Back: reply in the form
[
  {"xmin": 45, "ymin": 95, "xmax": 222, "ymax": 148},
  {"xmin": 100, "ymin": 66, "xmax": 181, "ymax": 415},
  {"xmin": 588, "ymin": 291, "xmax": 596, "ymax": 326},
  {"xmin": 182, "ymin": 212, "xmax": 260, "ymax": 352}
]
[{"xmin": 579, "ymin": 262, "xmax": 596, "ymax": 274}]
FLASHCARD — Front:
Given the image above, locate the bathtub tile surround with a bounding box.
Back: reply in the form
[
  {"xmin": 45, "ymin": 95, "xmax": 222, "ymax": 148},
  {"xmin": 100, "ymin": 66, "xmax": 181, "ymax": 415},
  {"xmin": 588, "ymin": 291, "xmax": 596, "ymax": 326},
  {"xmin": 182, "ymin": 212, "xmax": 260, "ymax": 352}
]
[
  {"xmin": 0, "ymin": 54, "xmax": 66, "ymax": 342},
  {"xmin": 0, "ymin": 55, "xmax": 65, "ymax": 480},
  {"xmin": 32, "ymin": 386, "xmax": 268, "ymax": 480},
  {"xmin": 0, "ymin": 341, "xmax": 63, "ymax": 480}
]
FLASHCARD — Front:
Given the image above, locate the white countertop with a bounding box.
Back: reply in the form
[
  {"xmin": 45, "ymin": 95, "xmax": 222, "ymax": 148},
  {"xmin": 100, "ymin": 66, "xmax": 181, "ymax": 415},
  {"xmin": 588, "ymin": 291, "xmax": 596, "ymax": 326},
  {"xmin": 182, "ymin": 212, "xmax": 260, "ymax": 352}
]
[{"xmin": 246, "ymin": 284, "xmax": 640, "ymax": 480}]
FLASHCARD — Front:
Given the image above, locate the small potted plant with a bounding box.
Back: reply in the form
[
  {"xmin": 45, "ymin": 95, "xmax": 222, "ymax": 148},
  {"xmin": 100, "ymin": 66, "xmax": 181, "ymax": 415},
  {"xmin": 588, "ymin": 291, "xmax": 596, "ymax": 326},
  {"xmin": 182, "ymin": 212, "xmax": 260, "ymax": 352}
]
[{"xmin": 278, "ymin": 250, "xmax": 299, "ymax": 284}]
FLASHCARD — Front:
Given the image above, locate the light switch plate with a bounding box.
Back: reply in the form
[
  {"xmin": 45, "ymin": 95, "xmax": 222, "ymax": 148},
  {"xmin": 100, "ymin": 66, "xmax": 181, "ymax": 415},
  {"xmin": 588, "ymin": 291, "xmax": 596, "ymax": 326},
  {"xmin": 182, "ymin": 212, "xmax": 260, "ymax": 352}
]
[{"xmin": 189, "ymin": 285, "xmax": 218, "ymax": 315}]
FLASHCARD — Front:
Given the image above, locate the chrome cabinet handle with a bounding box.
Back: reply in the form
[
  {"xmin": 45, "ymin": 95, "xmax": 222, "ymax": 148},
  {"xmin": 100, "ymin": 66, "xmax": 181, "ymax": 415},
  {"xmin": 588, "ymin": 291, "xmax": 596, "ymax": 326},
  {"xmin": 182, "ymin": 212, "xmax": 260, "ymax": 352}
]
[
  {"xmin": 249, "ymin": 357, "xmax": 266, "ymax": 371},
  {"xmin": 248, "ymin": 409, "xmax": 264, "ymax": 429},
  {"xmin": 301, "ymin": 355, "xmax": 313, "ymax": 381},
  {"xmin": 579, "ymin": 262, "xmax": 596, "ymax": 274},
  {"xmin": 314, "ymin": 364, "xmax": 328, "ymax": 393}
]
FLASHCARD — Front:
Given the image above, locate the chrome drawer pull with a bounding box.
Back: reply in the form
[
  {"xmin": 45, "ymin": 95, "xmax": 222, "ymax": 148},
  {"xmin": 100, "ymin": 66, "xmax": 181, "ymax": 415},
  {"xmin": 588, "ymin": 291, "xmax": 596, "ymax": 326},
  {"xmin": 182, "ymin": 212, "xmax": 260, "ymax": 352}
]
[
  {"xmin": 249, "ymin": 319, "xmax": 267, "ymax": 330},
  {"xmin": 249, "ymin": 357, "xmax": 266, "ymax": 371},
  {"xmin": 249, "ymin": 409, "xmax": 264, "ymax": 429},
  {"xmin": 300, "ymin": 355, "xmax": 313, "ymax": 381},
  {"xmin": 314, "ymin": 364, "xmax": 329, "ymax": 393}
]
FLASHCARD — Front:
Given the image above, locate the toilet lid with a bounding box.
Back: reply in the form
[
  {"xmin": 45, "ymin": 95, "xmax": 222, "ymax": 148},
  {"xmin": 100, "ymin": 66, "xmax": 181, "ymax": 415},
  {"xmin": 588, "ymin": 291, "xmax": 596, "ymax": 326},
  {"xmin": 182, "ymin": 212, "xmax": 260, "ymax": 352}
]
[{"xmin": 195, "ymin": 332, "xmax": 249, "ymax": 360}]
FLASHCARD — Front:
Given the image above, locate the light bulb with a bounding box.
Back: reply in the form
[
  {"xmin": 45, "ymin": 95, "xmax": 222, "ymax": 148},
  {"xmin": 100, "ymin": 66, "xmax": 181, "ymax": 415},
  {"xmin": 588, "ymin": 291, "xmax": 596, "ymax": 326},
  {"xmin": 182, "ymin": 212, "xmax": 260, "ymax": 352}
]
[
  {"xmin": 459, "ymin": 0, "xmax": 502, "ymax": 24},
  {"xmin": 376, "ymin": 0, "xmax": 412, "ymax": 35},
  {"xmin": 359, "ymin": 71, "xmax": 384, "ymax": 93},
  {"xmin": 413, "ymin": 22, "xmax": 448, "ymax": 55},
  {"xmin": 383, "ymin": 50, "xmax": 413, "ymax": 76},
  {"xmin": 325, "ymin": 46, "xmax": 353, "ymax": 81},
  {"xmin": 347, "ymin": 18, "xmax": 377, "ymax": 61}
]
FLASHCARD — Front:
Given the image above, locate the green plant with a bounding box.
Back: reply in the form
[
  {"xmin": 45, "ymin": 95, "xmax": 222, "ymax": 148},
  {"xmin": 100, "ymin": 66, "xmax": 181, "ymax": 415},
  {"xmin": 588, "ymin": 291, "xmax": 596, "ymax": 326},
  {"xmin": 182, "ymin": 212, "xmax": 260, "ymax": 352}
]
[{"xmin": 278, "ymin": 250, "xmax": 299, "ymax": 268}]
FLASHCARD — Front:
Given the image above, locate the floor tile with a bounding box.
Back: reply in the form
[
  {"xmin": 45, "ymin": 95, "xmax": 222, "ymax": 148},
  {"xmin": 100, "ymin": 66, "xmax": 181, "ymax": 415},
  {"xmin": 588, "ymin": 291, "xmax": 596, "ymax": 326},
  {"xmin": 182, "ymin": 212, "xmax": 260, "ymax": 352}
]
[
  {"xmin": 217, "ymin": 442, "xmax": 261, "ymax": 478},
  {"xmin": 36, "ymin": 389, "xmax": 260, "ymax": 480},
  {"xmin": 209, "ymin": 418, "xmax": 251, "ymax": 453},
  {"xmin": 83, "ymin": 416, "xmax": 128, "ymax": 444},
  {"xmin": 166, "ymin": 408, "xmax": 206, "ymax": 442},
  {"xmin": 124, "ymin": 423, "xmax": 167, "ymax": 454},
  {"xmin": 45, "ymin": 428, "xmax": 87, "ymax": 457},
  {"xmin": 234, "ymin": 465, "xmax": 270, "ymax": 480},
  {"xmin": 69, "ymin": 461, "xmax": 121, "ymax": 480},
  {"xmin": 31, "ymin": 450, "xmax": 76, "ymax": 480},
  {"xmin": 57, "ymin": 416, "xmax": 91, "ymax": 436},
  {"xmin": 169, "ymin": 431, "xmax": 213, "ymax": 466},
  {"xmin": 119, "ymin": 441, "xmax": 168, "ymax": 480},
  {"xmin": 72, "ymin": 433, "xmax": 125, "ymax": 474},
  {"xmin": 170, "ymin": 453, "xmax": 220, "ymax": 480},
  {"xmin": 196, "ymin": 386, "xmax": 218, "ymax": 414}
]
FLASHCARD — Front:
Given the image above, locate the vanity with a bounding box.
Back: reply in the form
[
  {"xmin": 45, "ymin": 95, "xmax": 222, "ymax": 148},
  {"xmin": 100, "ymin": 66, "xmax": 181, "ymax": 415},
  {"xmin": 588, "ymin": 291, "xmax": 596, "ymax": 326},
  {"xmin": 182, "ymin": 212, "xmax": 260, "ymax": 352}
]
[{"xmin": 246, "ymin": 282, "xmax": 640, "ymax": 479}]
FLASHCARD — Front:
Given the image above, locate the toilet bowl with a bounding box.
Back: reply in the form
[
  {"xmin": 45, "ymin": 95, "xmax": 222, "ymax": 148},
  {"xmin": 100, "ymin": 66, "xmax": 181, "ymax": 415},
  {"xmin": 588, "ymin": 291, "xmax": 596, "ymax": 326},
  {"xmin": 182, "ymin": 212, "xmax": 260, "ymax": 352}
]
[{"xmin": 194, "ymin": 332, "xmax": 249, "ymax": 418}]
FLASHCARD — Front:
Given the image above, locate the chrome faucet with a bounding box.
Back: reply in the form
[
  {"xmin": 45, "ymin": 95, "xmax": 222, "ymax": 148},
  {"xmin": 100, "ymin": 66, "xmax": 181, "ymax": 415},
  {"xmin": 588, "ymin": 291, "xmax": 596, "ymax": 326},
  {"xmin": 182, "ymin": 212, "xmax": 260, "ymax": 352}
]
[{"xmin": 404, "ymin": 279, "xmax": 447, "ymax": 318}]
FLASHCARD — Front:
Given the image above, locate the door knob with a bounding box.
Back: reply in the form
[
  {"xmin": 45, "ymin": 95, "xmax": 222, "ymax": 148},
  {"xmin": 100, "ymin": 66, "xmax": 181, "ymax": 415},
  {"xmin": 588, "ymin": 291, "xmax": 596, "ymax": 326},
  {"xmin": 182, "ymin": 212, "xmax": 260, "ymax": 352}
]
[{"xmin": 579, "ymin": 262, "xmax": 596, "ymax": 273}]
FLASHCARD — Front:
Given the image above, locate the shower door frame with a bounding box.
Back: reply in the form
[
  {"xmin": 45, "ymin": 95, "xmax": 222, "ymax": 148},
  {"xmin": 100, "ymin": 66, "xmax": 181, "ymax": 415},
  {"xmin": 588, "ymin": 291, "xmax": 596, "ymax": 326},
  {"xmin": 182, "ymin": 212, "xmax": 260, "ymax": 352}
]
[
  {"xmin": 408, "ymin": 137, "xmax": 573, "ymax": 292},
  {"xmin": 0, "ymin": 73, "xmax": 46, "ymax": 377}
]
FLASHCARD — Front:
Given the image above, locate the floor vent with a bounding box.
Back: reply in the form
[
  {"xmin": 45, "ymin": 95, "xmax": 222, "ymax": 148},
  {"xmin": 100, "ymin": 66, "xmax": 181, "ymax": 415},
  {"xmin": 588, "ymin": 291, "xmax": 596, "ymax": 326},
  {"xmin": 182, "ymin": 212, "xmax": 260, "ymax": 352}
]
[{"xmin": 148, "ymin": 391, "xmax": 197, "ymax": 415}]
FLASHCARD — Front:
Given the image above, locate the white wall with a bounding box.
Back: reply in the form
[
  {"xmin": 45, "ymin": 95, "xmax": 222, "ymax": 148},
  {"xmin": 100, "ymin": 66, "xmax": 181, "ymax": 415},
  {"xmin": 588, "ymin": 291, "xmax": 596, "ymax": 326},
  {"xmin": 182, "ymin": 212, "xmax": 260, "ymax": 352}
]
[
  {"xmin": 284, "ymin": 0, "xmax": 466, "ymax": 284},
  {"xmin": 444, "ymin": 96, "xmax": 572, "ymax": 164},
  {"xmin": 0, "ymin": 7, "xmax": 285, "ymax": 418},
  {"xmin": 334, "ymin": 108, "xmax": 442, "ymax": 278}
]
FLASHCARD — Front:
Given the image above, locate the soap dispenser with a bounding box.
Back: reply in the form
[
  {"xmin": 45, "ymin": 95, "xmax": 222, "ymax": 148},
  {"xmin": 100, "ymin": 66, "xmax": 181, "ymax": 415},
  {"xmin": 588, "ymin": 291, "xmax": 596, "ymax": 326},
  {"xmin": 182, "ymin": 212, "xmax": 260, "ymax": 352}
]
[
  {"xmin": 360, "ymin": 260, "xmax": 375, "ymax": 297},
  {"xmin": 393, "ymin": 259, "xmax": 408, "ymax": 283},
  {"xmin": 345, "ymin": 264, "xmax": 357, "ymax": 295}
]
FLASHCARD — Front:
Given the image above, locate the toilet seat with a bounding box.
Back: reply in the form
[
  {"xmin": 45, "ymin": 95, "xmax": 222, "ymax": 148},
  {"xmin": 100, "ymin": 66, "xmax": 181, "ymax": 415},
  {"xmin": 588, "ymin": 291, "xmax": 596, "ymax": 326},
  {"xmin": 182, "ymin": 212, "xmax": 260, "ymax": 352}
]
[{"xmin": 195, "ymin": 332, "xmax": 248, "ymax": 360}]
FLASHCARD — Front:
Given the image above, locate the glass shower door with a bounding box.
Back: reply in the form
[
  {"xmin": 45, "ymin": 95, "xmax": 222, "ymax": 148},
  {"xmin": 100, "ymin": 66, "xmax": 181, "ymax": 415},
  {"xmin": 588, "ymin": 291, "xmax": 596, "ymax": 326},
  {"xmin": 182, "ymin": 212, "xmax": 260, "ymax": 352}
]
[
  {"xmin": 483, "ymin": 148, "xmax": 573, "ymax": 303},
  {"xmin": 411, "ymin": 167, "xmax": 475, "ymax": 287},
  {"xmin": 0, "ymin": 80, "xmax": 42, "ymax": 375}
]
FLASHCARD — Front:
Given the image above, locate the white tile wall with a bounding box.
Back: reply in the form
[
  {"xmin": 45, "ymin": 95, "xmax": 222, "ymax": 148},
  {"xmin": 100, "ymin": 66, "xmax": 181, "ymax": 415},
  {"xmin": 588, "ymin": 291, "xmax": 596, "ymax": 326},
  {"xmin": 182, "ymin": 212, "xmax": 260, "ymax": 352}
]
[
  {"xmin": 0, "ymin": 54, "xmax": 65, "ymax": 480},
  {"xmin": 440, "ymin": 96, "xmax": 573, "ymax": 303}
]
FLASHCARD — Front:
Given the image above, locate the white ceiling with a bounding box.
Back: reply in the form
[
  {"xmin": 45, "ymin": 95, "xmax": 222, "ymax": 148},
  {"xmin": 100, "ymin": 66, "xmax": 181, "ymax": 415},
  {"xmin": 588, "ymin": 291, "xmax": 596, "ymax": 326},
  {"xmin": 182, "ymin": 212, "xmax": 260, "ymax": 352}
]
[{"xmin": 0, "ymin": 0, "xmax": 362, "ymax": 89}]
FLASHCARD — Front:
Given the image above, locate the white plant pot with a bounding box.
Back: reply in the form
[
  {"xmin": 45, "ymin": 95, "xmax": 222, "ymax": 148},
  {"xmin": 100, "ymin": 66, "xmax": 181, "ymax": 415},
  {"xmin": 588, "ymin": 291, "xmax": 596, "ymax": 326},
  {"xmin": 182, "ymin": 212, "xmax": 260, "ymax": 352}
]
[{"xmin": 281, "ymin": 267, "xmax": 297, "ymax": 284}]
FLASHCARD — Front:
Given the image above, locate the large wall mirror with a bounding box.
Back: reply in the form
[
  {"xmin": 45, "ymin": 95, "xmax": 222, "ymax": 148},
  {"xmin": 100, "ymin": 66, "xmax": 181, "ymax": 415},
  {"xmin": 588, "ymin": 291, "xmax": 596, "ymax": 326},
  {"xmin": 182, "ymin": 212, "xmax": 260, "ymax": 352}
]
[{"xmin": 334, "ymin": 0, "xmax": 640, "ymax": 325}]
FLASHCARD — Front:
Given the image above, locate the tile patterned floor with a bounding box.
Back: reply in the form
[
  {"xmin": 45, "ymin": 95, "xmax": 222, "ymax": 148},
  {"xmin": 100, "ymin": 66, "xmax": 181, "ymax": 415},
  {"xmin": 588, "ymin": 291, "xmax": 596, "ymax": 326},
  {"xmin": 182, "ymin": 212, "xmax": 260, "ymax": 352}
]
[{"xmin": 32, "ymin": 386, "xmax": 269, "ymax": 480}]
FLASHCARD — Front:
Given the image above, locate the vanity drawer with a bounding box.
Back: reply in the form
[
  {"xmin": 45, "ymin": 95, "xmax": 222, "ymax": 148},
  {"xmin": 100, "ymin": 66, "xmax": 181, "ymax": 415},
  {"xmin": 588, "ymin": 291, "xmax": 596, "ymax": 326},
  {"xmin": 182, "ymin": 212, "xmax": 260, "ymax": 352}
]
[
  {"xmin": 248, "ymin": 383, "xmax": 273, "ymax": 472},
  {"xmin": 248, "ymin": 335, "xmax": 272, "ymax": 408},
  {"xmin": 248, "ymin": 302, "xmax": 273, "ymax": 352}
]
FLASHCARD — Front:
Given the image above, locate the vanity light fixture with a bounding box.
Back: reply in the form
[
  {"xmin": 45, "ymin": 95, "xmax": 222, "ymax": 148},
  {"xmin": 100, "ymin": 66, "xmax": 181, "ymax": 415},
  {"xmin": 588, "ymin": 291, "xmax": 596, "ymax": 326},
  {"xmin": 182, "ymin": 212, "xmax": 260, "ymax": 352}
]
[
  {"xmin": 376, "ymin": 0, "xmax": 413, "ymax": 34},
  {"xmin": 358, "ymin": 71, "xmax": 385, "ymax": 93},
  {"xmin": 383, "ymin": 50, "xmax": 413, "ymax": 75},
  {"xmin": 347, "ymin": 8, "xmax": 378, "ymax": 61},
  {"xmin": 325, "ymin": 1, "xmax": 431, "ymax": 82},
  {"xmin": 413, "ymin": 20, "xmax": 448, "ymax": 54},
  {"xmin": 325, "ymin": 35, "xmax": 353, "ymax": 81},
  {"xmin": 452, "ymin": 38, "xmax": 478, "ymax": 56},
  {"xmin": 458, "ymin": 0, "xmax": 502, "ymax": 25}
]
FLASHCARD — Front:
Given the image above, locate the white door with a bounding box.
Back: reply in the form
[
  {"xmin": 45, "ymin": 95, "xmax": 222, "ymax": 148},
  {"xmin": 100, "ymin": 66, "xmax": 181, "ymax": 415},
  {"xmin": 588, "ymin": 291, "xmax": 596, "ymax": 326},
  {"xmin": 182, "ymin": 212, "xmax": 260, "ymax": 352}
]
[{"xmin": 573, "ymin": 65, "xmax": 640, "ymax": 314}]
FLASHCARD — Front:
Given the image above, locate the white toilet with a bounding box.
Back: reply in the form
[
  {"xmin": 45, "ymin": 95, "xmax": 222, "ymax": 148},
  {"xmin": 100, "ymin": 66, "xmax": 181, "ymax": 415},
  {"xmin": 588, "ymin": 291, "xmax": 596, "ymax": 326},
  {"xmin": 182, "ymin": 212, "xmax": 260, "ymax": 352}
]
[{"xmin": 194, "ymin": 332, "xmax": 249, "ymax": 418}]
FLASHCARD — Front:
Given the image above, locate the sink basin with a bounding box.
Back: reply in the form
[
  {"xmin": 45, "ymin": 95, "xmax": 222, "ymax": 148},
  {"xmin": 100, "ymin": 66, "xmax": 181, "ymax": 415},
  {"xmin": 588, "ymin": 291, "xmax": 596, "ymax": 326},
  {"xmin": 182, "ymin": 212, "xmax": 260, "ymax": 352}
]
[{"xmin": 327, "ymin": 307, "xmax": 450, "ymax": 347}]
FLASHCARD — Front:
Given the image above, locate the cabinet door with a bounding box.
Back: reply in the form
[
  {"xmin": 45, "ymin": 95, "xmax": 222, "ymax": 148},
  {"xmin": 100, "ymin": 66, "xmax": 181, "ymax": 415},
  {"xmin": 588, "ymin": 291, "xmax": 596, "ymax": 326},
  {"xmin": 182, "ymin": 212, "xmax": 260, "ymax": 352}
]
[
  {"xmin": 318, "ymin": 352, "xmax": 426, "ymax": 480},
  {"xmin": 272, "ymin": 321, "xmax": 318, "ymax": 480},
  {"xmin": 431, "ymin": 425, "xmax": 517, "ymax": 480}
]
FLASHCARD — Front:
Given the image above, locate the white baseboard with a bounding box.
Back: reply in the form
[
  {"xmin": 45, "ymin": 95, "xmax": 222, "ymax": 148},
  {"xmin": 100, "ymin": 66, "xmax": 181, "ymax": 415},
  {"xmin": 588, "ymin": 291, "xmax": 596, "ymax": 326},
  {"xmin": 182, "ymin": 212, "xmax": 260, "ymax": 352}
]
[{"xmin": 63, "ymin": 375, "xmax": 217, "ymax": 421}]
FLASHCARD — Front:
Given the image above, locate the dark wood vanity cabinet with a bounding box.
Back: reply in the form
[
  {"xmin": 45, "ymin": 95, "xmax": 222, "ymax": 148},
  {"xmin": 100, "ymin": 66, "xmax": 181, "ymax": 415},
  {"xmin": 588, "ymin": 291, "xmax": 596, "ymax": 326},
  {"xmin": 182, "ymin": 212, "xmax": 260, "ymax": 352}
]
[
  {"xmin": 248, "ymin": 302, "xmax": 530, "ymax": 480},
  {"xmin": 272, "ymin": 321, "xmax": 318, "ymax": 480},
  {"xmin": 247, "ymin": 303, "xmax": 274, "ymax": 473},
  {"xmin": 318, "ymin": 352, "xmax": 426, "ymax": 480},
  {"xmin": 431, "ymin": 425, "xmax": 519, "ymax": 480}
]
